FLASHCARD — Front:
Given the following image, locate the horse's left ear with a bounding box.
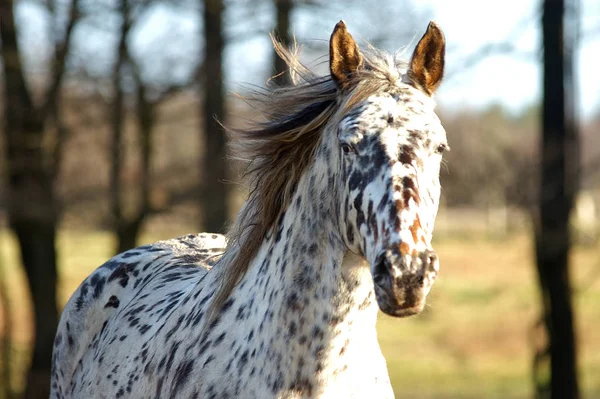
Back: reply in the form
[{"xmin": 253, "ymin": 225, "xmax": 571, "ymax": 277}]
[
  {"xmin": 330, "ymin": 20, "xmax": 363, "ymax": 90},
  {"xmin": 408, "ymin": 21, "xmax": 445, "ymax": 95}
]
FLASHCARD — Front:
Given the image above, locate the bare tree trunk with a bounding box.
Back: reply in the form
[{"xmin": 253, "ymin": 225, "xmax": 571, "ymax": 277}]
[
  {"xmin": 109, "ymin": 0, "xmax": 192, "ymax": 253},
  {"xmin": 110, "ymin": 0, "xmax": 133, "ymax": 254},
  {"xmin": 272, "ymin": 0, "xmax": 293, "ymax": 86},
  {"xmin": 113, "ymin": 65, "xmax": 154, "ymax": 254},
  {"xmin": 0, "ymin": 0, "xmax": 77, "ymax": 394},
  {"xmin": 534, "ymin": 0, "xmax": 580, "ymax": 398},
  {"xmin": 14, "ymin": 222, "xmax": 59, "ymax": 398},
  {"xmin": 201, "ymin": 0, "xmax": 229, "ymax": 233},
  {"xmin": 109, "ymin": 0, "xmax": 163, "ymax": 254},
  {"xmin": 135, "ymin": 76, "xmax": 152, "ymax": 234},
  {"xmin": 114, "ymin": 79, "xmax": 151, "ymax": 254},
  {"xmin": 116, "ymin": 218, "xmax": 144, "ymax": 254}
]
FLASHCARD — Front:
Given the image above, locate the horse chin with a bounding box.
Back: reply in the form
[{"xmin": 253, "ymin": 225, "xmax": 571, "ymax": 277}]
[
  {"xmin": 374, "ymin": 285, "xmax": 428, "ymax": 318},
  {"xmin": 377, "ymin": 299, "xmax": 426, "ymax": 318}
]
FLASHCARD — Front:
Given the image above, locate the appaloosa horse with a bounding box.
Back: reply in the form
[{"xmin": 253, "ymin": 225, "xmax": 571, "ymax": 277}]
[{"xmin": 51, "ymin": 20, "xmax": 448, "ymax": 398}]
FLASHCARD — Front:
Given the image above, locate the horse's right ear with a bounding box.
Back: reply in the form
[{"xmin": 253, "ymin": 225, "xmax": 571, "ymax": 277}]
[{"xmin": 329, "ymin": 20, "xmax": 363, "ymax": 90}]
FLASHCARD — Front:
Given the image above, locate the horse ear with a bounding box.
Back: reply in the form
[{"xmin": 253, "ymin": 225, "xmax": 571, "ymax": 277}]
[
  {"xmin": 408, "ymin": 21, "xmax": 445, "ymax": 95},
  {"xmin": 329, "ymin": 20, "xmax": 363, "ymax": 90}
]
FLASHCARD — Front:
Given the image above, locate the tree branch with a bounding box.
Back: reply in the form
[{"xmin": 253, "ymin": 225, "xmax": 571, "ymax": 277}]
[{"xmin": 40, "ymin": 0, "xmax": 82, "ymax": 121}]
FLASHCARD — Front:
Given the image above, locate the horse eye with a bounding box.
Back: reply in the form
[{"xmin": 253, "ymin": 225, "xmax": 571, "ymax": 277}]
[
  {"xmin": 341, "ymin": 143, "xmax": 355, "ymax": 154},
  {"xmin": 436, "ymin": 143, "xmax": 449, "ymax": 154}
]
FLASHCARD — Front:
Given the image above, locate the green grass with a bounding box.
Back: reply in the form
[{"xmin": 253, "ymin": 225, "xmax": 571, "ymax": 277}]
[{"xmin": 1, "ymin": 229, "xmax": 600, "ymax": 398}]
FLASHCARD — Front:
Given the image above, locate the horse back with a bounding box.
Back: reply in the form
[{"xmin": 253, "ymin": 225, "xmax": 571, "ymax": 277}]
[{"xmin": 50, "ymin": 233, "xmax": 225, "ymax": 398}]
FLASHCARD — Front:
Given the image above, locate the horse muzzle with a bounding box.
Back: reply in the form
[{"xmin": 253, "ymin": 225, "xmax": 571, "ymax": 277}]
[{"xmin": 371, "ymin": 248, "xmax": 439, "ymax": 317}]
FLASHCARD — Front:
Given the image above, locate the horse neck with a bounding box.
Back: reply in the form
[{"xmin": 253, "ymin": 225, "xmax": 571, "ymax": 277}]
[{"xmin": 225, "ymin": 152, "xmax": 382, "ymax": 387}]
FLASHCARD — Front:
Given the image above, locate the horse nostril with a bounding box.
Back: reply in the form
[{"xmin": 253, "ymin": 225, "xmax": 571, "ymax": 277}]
[
  {"xmin": 374, "ymin": 252, "xmax": 392, "ymax": 277},
  {"xmin": 424, "ymin": 250, "xmax": 438, "ymax": 269}
]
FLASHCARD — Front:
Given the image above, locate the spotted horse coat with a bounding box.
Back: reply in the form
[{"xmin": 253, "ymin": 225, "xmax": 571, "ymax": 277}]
[{"xmin": 51, "ymin": 21, "xmax": 448, "ymax": 398}]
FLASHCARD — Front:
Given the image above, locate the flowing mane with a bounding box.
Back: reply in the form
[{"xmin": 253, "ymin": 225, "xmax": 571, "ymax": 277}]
[{"xmin": 209, "ymin": 38, "xmax": 411, "ymax": 318}]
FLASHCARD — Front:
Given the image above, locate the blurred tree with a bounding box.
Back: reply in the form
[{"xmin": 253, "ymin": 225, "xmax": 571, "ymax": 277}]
[
  {"xmin": 272, "ymin": 0, "xmax": 293, "ymax": 86},
  {"xmin": 110, "ymin": 0, "xmax": 133, "ymax": 254},
  {"xmin": 116, "ymin": 61, "xmax": 155, "ymax": 253},
  {"xmin": 0, "ymin": 0, "xmax": 80, "ymax": 396},
  {"xmin": 201, "ymin": 0, "xmax": 228, "ymax": 233},
  {"xmin": 109, "ymin": 0, "xmax": 195, "ymax": 253},
  {"xmin": 534, "ymin": 0, "xmax": 580, "ymax": 398}
]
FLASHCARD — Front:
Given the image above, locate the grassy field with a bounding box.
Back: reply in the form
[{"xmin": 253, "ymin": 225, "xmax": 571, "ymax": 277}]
[{"xmin": 1, "ymin": 229, "xmax": 599, "ymax": 398}]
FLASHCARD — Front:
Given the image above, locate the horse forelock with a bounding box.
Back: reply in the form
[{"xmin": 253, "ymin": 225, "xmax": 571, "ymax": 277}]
[{"xmin": 206, "ymin": 38, "xmax": 414, "ymax": 320}]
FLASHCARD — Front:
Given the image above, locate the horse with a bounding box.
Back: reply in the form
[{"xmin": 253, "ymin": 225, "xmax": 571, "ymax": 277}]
[{"xmin": 51, "ymin": 20, "xmax": 448, "ymax": 398}]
